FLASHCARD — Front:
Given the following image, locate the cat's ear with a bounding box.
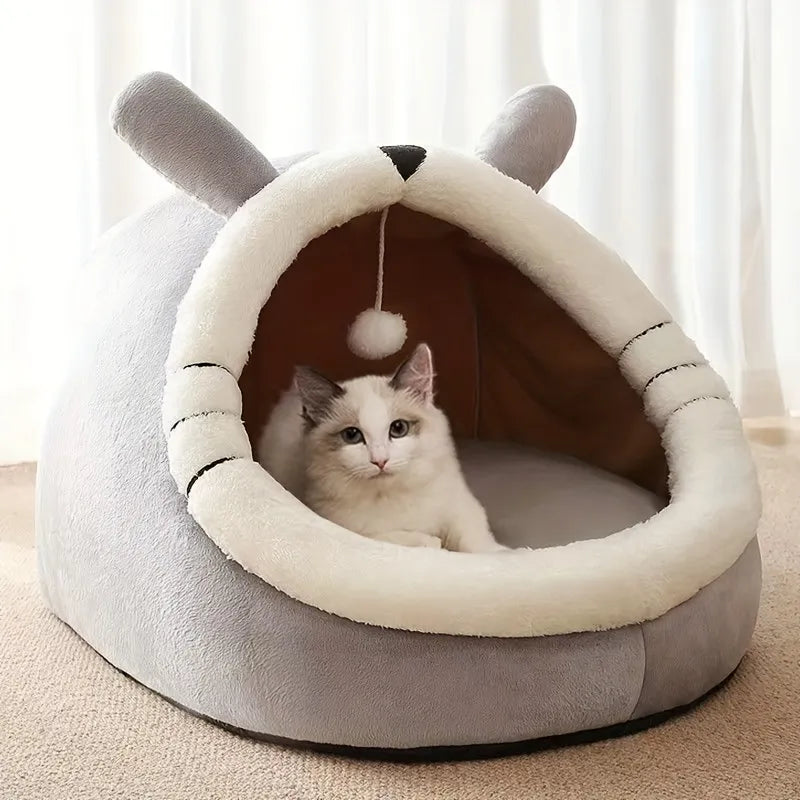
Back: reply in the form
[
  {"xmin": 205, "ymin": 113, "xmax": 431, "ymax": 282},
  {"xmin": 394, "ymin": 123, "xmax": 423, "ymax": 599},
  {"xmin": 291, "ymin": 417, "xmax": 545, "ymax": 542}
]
[
  {"xmin": 391, "ymin": 343, "xmax": 434, "ymax": 404},
  {"xmin": 294, "ymin": 367, "xmax": 343, "ymax": 424}
]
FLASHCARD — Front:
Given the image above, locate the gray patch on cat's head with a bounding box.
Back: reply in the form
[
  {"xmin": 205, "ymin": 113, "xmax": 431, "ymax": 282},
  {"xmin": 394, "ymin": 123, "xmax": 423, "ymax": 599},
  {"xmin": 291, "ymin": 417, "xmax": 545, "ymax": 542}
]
[
  {"xmin": 390, "ymin": 343, "xmax": 435, "ymax": 404},
  {"xmin": 294, "ymin": 367, "xmax": 344, "ymax": 426}
]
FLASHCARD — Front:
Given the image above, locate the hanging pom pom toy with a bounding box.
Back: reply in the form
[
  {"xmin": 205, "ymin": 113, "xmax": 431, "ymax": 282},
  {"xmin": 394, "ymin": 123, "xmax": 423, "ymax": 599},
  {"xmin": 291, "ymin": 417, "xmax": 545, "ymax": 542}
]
[{"xmin": 347, "ymin": 207, "xmax": 407, "ymax": 360}]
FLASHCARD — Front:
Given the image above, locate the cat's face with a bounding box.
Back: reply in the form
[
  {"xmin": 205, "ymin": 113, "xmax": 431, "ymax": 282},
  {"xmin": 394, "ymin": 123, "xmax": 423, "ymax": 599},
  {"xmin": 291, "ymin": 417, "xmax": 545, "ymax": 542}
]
[{"xmin": 295, "ymin": 343, "xmax": 451, "ymax": 483}]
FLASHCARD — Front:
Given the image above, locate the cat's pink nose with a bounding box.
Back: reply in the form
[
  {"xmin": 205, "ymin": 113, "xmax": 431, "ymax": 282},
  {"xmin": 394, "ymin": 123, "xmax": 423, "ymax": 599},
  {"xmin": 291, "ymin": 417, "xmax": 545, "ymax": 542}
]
[{"xmin": 371, "ymin": 459, "xmax": 388, "ymax": 471}]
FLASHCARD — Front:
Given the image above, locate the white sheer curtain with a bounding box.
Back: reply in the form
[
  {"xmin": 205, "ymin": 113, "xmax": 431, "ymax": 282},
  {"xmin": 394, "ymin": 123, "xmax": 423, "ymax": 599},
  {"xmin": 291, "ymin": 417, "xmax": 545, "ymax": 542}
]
[{"xmin": 1, "ymin": 0, "xmax": 797, "ymax": 464}]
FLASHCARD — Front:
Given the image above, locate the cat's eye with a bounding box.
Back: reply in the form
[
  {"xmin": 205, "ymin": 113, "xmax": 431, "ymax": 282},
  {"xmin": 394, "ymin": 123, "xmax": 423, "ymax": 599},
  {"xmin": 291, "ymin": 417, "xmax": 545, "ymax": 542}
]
[
  {"xmin": 340, "ymin": 427, "xmax": 364, "ymax": 445},
  {"xmin": 389, "ymin": 419, "xmax": 410, "ymax": 438}
]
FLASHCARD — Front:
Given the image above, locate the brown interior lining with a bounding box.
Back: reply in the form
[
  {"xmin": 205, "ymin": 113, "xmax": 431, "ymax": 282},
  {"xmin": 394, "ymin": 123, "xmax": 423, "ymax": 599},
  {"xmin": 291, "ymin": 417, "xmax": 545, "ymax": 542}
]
[{"xmin": 239, "ymin": 206, "xmax": 668, "ymax": 496}]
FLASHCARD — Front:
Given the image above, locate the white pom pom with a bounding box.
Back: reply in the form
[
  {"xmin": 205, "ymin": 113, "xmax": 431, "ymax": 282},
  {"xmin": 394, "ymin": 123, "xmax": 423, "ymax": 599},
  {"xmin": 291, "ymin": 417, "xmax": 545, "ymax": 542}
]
[{"xmin": 347, "ymin": 308, "xmax": 407, "ymax": 360}]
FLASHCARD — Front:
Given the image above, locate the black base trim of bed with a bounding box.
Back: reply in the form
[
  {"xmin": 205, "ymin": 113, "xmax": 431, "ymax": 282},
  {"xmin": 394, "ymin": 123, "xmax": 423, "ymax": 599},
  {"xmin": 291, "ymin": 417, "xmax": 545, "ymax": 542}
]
[{"xmin": 54, "ymin": 615, "xmax": 740, "ymax": 764}]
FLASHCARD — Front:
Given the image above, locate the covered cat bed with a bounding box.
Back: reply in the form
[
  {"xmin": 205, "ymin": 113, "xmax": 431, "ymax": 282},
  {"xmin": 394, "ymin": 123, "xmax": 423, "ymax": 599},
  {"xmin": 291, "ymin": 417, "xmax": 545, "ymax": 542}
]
[{"xmin": 36, "ymin": 73, "xmax": 761, "ymax": 759}]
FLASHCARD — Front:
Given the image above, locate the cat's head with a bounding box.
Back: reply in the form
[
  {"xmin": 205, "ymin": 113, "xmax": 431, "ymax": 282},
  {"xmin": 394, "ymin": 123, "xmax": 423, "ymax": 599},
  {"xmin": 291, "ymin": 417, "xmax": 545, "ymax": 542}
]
[{"xmin": 294, "ymin": 343, "xmax": 452, "ymax": 484}]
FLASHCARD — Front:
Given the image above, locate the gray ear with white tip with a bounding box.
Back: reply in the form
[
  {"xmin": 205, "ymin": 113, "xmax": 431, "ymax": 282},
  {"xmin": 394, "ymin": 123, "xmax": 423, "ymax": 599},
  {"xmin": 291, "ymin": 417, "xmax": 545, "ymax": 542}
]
[
  {"xmin": 110, "ymin": 72, "xmax": 278, "ymax": 217},
  {"xmin": 476, "ymin": 85, "xmax": 577, "ymax": 192}
]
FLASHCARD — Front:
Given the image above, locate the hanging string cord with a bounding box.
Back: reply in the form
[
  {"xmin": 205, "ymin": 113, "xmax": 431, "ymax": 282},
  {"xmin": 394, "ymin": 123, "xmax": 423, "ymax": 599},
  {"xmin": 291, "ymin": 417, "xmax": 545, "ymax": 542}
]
[{"xmin": 375, "ymin": 207, "xmax": 390, "ymax": 311}]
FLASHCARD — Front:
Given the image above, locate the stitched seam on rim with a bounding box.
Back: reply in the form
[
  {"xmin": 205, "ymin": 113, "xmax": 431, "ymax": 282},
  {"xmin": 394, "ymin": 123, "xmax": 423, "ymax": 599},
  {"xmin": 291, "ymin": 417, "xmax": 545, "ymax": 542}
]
[
  {"xmin": 168, "ymin": 409, "xmax": 233, "ymax": 433},
  {"xmin": 642, "ymin": 362, "xmax": 705, "ymax": 393},
  {"xmin": 618, "ymin": 321, "xmax": 672, "ymax": 359},
  {"xmin": 186, "ymin": 456, "xmax": 241, "ymax": 496},
  {"xmin": 182, "ymin": 362, "xmax": 235, "ymax": 376},
  {"xmin": 667, "ymin": 395, "xmax": 727, "ymax": 418}
]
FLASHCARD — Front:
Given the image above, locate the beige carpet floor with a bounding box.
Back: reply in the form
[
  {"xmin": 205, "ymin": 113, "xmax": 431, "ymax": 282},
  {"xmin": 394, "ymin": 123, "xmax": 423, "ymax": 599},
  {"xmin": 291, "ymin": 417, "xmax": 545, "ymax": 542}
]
[{"xmin": 1, "ymin": 421, "xmax": 798, "ymax": 799}]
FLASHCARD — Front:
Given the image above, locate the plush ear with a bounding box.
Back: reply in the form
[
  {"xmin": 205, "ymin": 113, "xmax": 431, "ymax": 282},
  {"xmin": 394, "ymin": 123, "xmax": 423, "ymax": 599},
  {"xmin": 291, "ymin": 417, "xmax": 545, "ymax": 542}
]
[
  {"xmin": 391, "ymin": 343, "xmax": 434, "ymax": 404},
  {"xmin": 475, "ymin": 85, "xmax": 576, "ymax": 192},
  {"xmin": 294, "ymin": 367, "xmax": 344, "ymax": 424},
  {"xmin": 111, "ymin": 72, "xmax": 279, "ymax": 217}
]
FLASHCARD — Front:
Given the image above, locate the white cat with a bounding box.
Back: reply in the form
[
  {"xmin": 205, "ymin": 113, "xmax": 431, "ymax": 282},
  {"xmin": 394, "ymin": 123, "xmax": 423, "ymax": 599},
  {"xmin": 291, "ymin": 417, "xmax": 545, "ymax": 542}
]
[{"xmin": 257, "ymin": 343, "xmax": 506, "ymax": 552}]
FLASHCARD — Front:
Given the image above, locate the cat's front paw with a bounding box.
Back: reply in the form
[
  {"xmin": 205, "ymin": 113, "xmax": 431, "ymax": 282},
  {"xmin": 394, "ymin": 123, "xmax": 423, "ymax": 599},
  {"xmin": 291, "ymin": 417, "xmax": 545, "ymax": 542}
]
[
  {"xmin": 408, "ymin": 532, "xmax": 443, "ymax": 549},
  {"xmin": 471, "ymin": 542, "xmax": 513, "ymax": 553},
  {"xmin": 453, "ymin": 536, "xmax": 512, "ymax": 553},
  {"xmin": 378, "ymin": 530, "xmax": 443, "ymax": 549}
]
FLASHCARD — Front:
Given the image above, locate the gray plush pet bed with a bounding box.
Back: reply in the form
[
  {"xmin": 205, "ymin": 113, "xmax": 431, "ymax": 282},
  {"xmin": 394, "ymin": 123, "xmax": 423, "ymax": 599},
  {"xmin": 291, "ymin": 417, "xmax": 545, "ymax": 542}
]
[{"xmin": 36, "ymin": 73, "xmax": 761, "ymax": 760}]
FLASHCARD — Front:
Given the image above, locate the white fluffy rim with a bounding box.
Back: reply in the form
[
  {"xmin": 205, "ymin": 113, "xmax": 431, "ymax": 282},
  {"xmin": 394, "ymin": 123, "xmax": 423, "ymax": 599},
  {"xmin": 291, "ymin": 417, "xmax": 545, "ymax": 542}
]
[{"xmin": 163, "ymin": 146, "xmax": 761, "ymax": 638}]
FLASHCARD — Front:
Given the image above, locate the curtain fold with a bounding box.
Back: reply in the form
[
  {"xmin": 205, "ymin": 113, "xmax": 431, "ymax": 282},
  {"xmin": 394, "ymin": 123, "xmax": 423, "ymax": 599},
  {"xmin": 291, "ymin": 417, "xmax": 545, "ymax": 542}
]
[{"xmin": 0, "ymin": 0, "xmax": 796, "ymax": 463}]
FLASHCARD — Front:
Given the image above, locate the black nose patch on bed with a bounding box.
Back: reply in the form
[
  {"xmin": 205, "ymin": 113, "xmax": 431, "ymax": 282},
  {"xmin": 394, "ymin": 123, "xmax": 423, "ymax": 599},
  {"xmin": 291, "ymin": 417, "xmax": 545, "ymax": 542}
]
[{"xmin": 380, "ymin": 145, "xmax": 427, "ymax": 181}]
